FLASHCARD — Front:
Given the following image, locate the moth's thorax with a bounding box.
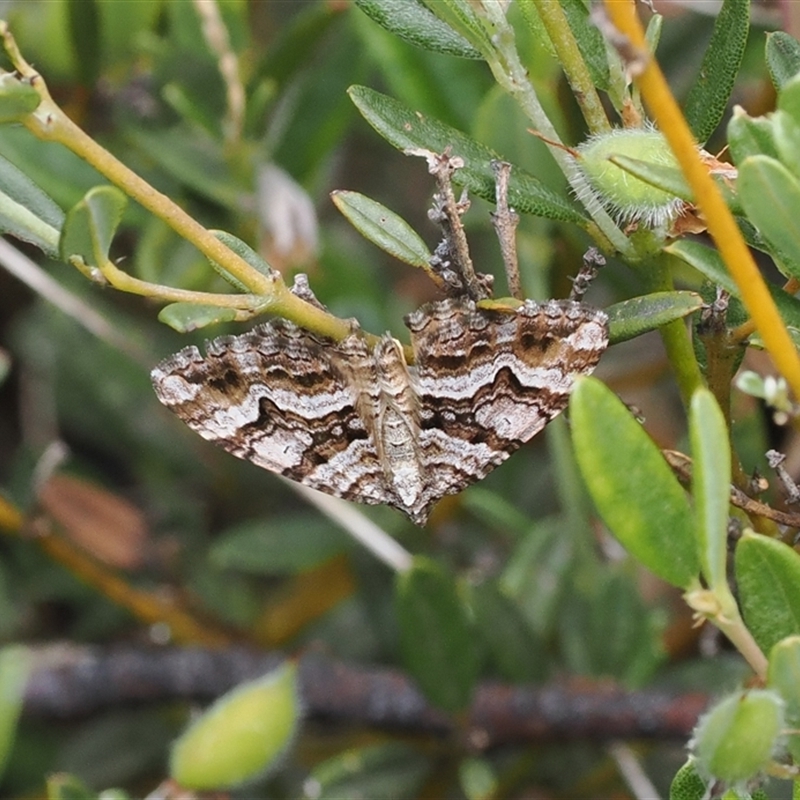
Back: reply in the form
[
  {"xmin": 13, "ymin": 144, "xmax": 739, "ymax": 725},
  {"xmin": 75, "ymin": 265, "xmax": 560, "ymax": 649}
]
[{"xmin": 373, "ymin": 336, "xmax": 425, "ymax": 509}]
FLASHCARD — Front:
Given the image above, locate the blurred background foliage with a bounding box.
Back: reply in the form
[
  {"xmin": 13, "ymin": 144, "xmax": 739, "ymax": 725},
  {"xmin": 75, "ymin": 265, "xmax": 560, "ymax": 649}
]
[{"xmin": 0, "ymin": 0, "xmax": 792, "ymax": 797}]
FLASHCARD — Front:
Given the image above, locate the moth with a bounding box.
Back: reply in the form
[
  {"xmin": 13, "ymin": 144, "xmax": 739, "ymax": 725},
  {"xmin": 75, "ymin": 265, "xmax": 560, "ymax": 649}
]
[{"xmin": 151, "ymin": 296, "xmax": 608, "ymax": 525}]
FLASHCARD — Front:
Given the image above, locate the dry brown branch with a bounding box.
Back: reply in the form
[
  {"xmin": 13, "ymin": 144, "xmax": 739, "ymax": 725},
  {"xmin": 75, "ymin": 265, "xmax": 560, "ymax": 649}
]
[{"xmin": 24, "ymin": 644, "xmax": 708, "ymax": 746}]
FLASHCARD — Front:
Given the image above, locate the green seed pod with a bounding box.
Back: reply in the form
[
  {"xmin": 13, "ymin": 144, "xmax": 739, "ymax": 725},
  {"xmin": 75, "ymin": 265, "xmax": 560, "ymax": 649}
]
[
  {"xmin": 575, "ymin": 127, "xmax": 684, "ymax": 228},
  {"xmin": 691, "ymin": 689, "xmax": 784, "ymax": 785},
  {"xmin": 170, "ymin": 661, "xmax": 300, "ymax": 790}
]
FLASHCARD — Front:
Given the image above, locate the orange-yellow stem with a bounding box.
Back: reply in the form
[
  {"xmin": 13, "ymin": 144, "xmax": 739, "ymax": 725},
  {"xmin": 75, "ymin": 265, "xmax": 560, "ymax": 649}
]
[{"xmin": 605, "ymin": 1, "xmax": 800, "ymax": 398}]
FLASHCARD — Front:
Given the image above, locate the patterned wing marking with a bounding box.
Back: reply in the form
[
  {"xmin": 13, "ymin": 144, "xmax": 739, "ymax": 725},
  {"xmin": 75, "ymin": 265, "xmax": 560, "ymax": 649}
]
[
  {"xmin": 405, "ymin": 297, "xmax": 609, "ymax": 518},
  {"xmin": 151, "ymin": 320, "xmax": 395, "ymax": 507}
]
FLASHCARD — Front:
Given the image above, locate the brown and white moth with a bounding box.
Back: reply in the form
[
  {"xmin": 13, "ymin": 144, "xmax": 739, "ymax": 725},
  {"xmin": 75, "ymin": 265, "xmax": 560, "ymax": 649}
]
[{"xmin": 151, "ymin": 296, "xmax": 608, "ymax": 525}]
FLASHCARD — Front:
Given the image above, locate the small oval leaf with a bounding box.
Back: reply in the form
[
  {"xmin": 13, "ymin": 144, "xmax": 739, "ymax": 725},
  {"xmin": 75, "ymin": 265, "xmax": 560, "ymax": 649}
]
[
  {"xmin": 210, "ymin": 229, "xmax": 275, "ymax": 291},
  {"xmin": 0, "ymin": 152, "xmax": 63, "ymax": 257},
  {"xmin": 778, "ymin": 73, "xmax": 800, "ymax": 126},
  {"xmin": 570, "ymin": 377, "xmax": 699, "ymax": 589},
  {"xmin": 766, "ymin": 30, "xmax": 800, "ymax": 91},
  {"xmin": 0, "ymin": 646, "xmax": 29, "ymax": 781},
  {"xmin": 354, "ymin": 0, "xmax": 481, "ymax": 58},
  {"xmin": 210, "ymin": 514, "xmax": 348, "ymax": 575},
  {"xmin": 170, "ymin": 662, "xmax": 299, "ymax": 790},
  {"xmin": 690, "ymin": 389, "xmax": 731, "ymax": 591},
  {"xmin": 668, "ymin": 759, "xmax": 708, "ymax": 800},
  {"xmin": 157, "ymin": 303, "xmax": 237, "ymax": 332},
  {"xmin": 738, "ymin": 155, "xmax": 800, "ymax": 281},
  {"xmin": 605, "ymin": 291, "xmax": 703, "ymax": 344},
  {"xmin": 735, "ymin": 531, "xmax": 800, "ymax": 654},
  {"xmin": 396, "ymin": 556, "xmax": 478, "ymax": 713},
  {"xmin": 309, "ymin": 742, "xmax": 431, "ymax": 800},
  {"xmin": 467, "ymin": 580, "xmax": 547, "ymax": 683},
  {"xmin": 428, "ymin": 0, "xmax": 493, "ymax": 55},
  {"xmin": 727, "ymin": 107, "xmax": 779, "ymax": 165},
  {"xmin": 772, "ymin": 110, "xmax": 800, "ymax": 177},
  {"xmin": 59, "ymin": 185, "xmax": 126, "ymax": 270},
  {"xmin": 331, "ymin": 190, "xmax": 431, "ymax": 267}
]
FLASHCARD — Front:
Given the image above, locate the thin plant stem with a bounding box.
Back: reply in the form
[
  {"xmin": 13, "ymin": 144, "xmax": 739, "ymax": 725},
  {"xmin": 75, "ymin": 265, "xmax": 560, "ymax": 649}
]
[
  {"xmin": 193, "ymin": 0, "xmax": 245, "ymax": 147},
  {"xmin": 478, "ymin": 1, "xmax": 633, "ymax": 258},
  {"xmin": 646, "ymin": 256, "xmax": 704, "ymax": 406},
  {"xmin": 529, "ymin": 0, "xmax": 612, "ymax": 136},
  {"xmin": 686, "ymin": 586, "xmax": 768, "ymax": 679}
]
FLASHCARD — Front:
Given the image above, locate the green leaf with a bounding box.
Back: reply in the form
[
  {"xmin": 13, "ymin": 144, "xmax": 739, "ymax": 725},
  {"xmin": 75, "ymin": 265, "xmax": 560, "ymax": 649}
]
[
  {"xmin": 331, "ymin": 190, "xmax": 431, "ymax": 267},
  {"xmin": 0, "ymin": 646, "xmax": 29, "ymax": 782},
  {"xmin": 766, "ymin": 31, "xmax": 800, "ymax": 91},
  {"xmin": 668, "ymin": 759, "xmax": 707, "ymax": 800},
  {"xmin": 683, "ymin": 0, "xmax": 750, "ymax": 143},
  {"xmin": 737, "ymin": 156, "xmax": 800, "ymax": 280},
  {"xmin": 773, "ymin": 110, "xmax": 800, "ymax": 178},
  {"xmin": 209, "ymin": 514, "xmax": 349, "ymax": 575},
  {"xmin": 467, "ymin": 580, "xmax": 547, "ymax": 683},
  {"xmin": 59, "ymin": 185, "xmax": 126, "ymax": 274},
  {"xmin": 348, "ymin": 85, "xmax": 587, "ymax": 224},
  {"xmin": 67, "ymin": 0, "xmax": 101, "ymax": 88},
  {"xmin": 423, "ymin": 0, "xmax": 494, "ymax": 56},
  {"xmin": 0, "ymin": 73, "xmax": 41, "ymax": 123},
  {"xmin": 735, "ymin": 531, "xmax": 800, "ymax": 654},
  {"xmin": 559, "ymin": 569, "xmax": 664, "ymax": 686},
  {"xmin": 689, "ymin": 390, "xmax": 731, "ymax": 591},
  {"xmin": 691, "ymin": 689, "xmax": 783, "ymax": 784},
  {"xmin": 501, "ymin": 516, "xmax": 574, "ymax": 637},
  {"xmin": 778, "ymin": 74, "xmax": 800, "ymax": 126},
  {"xmin": 570, "ymin": 377, "xmax": 699, "ymax": 589},
  {"xmin": 396, "ymin": 556, "xmax": 479, "ymax": 713},
  {"xmin": 460, "ymin": 487, "xmax": 534, "ymax": 537},
  {"xmin": 666, "ymin": 238, "xmax": 800, "ymax": 328},
  {"xmin": 157, "ymin": 303, "xmax": 238, "ymax": 333},
  {"xmin": 0, "ymin": 152, "xmax": 64, "ymax": 258},
  {"xmin": 355, "ymin": 0, "xmax": 481, "ymax": 58},
  {"xmin": 561, "ymin": 0, "xmax": 611, "ymax": 91},
  {"xmin": 727, "ymin": 107, "xmax": 779, "ymax": 165},
  {"xmin": 210, "ymin": 229, "xmax": 274, "ymax": 291},
  {"xmin": 309, "ymin": 743, "xmax": 431, "ymax": 800},
  {"xmin": 767, "ymin": 635, "xmax": 800, "ymax": 762},
  {"xmin": 605, "ymin": 291, "xmax": 703, "ymax": 344},
  {"xmin": 170, "ymin": 663, "xmax": 299, "ymax": 790}
]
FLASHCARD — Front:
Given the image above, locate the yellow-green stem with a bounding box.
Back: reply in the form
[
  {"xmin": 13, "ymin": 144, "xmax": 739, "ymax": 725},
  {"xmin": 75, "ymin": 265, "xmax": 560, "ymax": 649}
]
[
  {"xmin": 0, "ymin": 22, "xmax": 354, "ymax": 342},
  {"xmin": 529, "ymin": 0, "xmax": 612, "ymax": 135}
]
